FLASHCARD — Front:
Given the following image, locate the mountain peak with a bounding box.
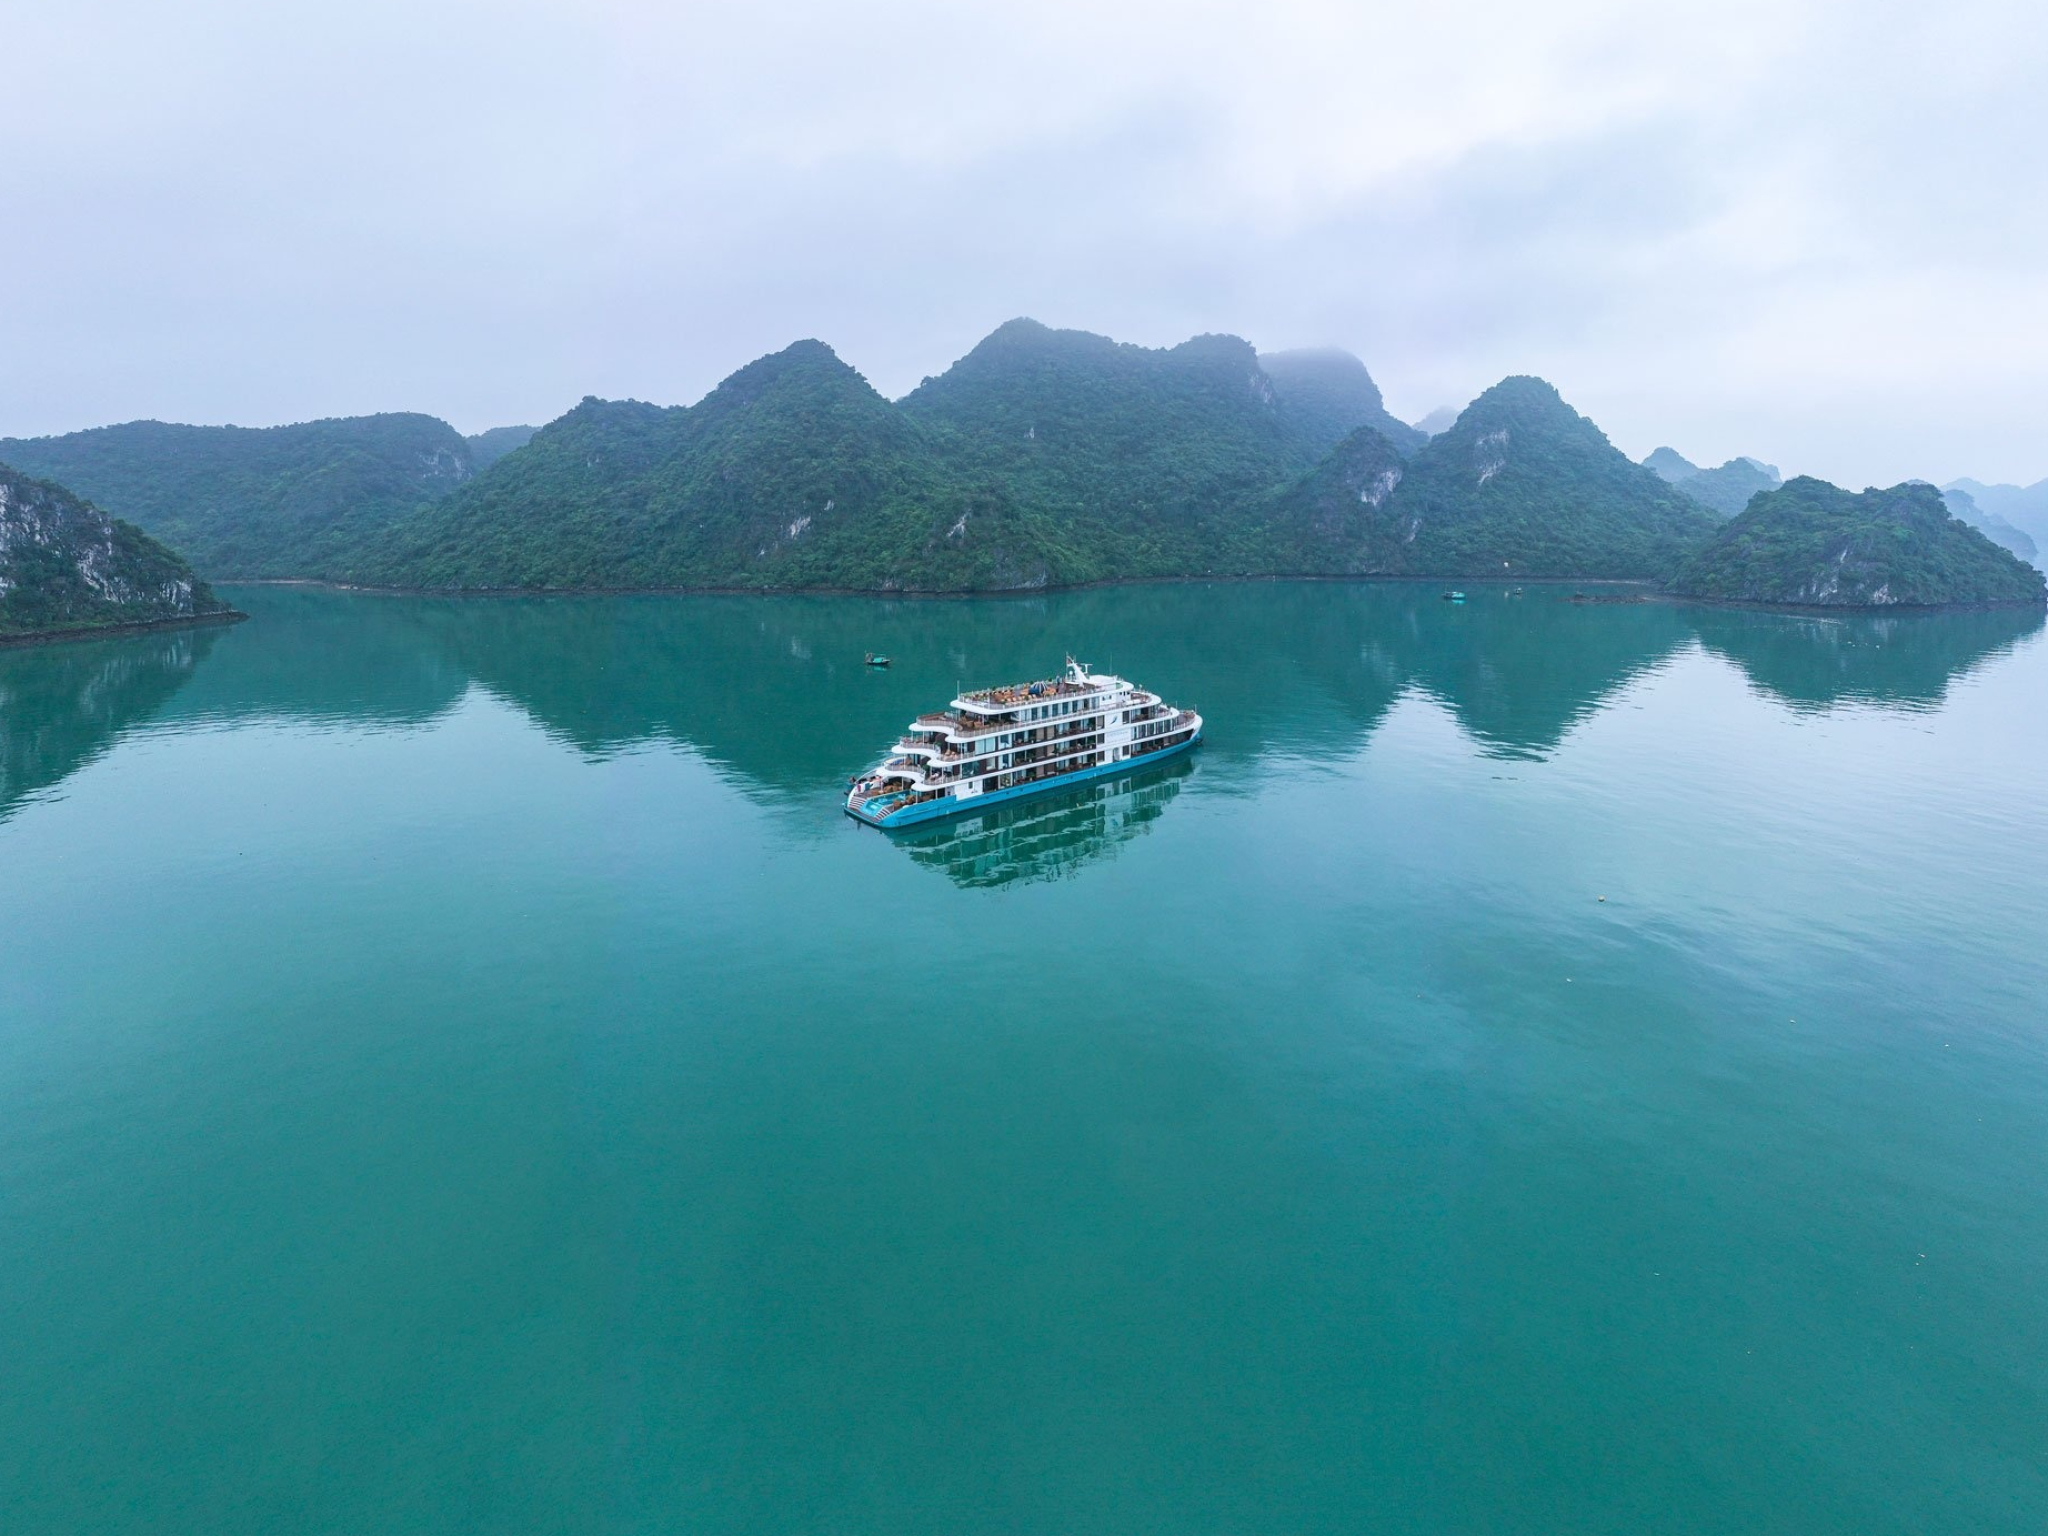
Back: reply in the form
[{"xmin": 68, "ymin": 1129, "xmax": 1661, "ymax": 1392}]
[
  {"xmin": 1259, "ymin": 347, "xmax": 1422, "ymax": 456},
  {"xmin": 704, "ymin": 338, "xmax": 886, "ymax": 416},
  {"xmin": 1644, "ymin": 446, "xmax": 1701, "ymax": 482},
  {"xmin": 1467, "ymin": 375, "xmax": 1572, "ymax": 416}
]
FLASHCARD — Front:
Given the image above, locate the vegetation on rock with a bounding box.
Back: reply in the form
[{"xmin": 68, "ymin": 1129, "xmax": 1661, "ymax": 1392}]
[
  {"xmin": 357, "ymin": 342, "xmax": 1049, "ymax": 592},
  {"xmin": 0, "ymin": 464, "xmax": 233, "ymax": 637},
  {"xmin": 464, "ymin": 425, "xmax": 537, "ymax": 471},
  {"xmin": 1642, "ymin": 446, "xmax": 1701, "ymax": 482},
  {"xmin": 1257, "ymin": 347, "xmax": 1426, "ymax": 456},
  {"xmin": 1671, "ymin": 477, "xmax": 2047, "ymax": 607},
  {"xmin": 0, "ymin": 414, "xmax": 475, "ymax": 578},
  {"xmin": 360, "ymin": 333, "xmax": 1714, "ymax": 591},
  {"xmin": 1675, "ymin": 457, "xmax": 1782, "ymax": 518},
  {"xmin": 1311, "ymin": 378, "xmax": 1717, "ymax": 579}
]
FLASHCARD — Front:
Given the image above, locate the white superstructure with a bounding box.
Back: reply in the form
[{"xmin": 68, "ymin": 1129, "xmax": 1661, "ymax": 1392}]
[{"xmin": 847, "ymin": 656, "xmax": 1202, "ymax": 827}]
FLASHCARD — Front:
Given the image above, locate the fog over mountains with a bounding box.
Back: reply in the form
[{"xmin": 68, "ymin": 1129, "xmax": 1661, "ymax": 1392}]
[{"xmin": 4, "ymin": 2, "xmax": 2044, "ymax": 487}]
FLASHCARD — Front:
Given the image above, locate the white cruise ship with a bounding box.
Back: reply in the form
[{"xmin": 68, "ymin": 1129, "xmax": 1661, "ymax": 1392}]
[{"xmin": 846, "ymin": 657, "xmax": 1202, "ymax": 829}]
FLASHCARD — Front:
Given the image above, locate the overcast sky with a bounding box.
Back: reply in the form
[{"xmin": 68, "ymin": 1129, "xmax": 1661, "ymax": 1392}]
[{"xmin": 5, "ymin": 0, "xmax": 2043, "ymax": 485}]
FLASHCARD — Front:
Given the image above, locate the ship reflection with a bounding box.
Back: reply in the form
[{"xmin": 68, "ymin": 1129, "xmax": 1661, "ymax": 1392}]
[{"xmin": 891, "ymin": 755, "xmax": 1194, "ymax": 888}]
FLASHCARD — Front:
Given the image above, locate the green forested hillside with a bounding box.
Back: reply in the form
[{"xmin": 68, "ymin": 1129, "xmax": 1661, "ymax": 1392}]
[
  {"xmin": 1671, "ymin": 478, "xmax": 2046, "ymax": 607},
  {"xmin": 357, "ymin": 342, "xmax": 1062, "ymax": 592},
  {"xmin": 1262, "ymin": 426, "xmax": 1414, "ymax": 572},
  {"xmin": 1257, "ymin": 347, "xmax": 1426, "ymax": 456},
  {"xmin": 464, "ymin": 425, "xmax": 537, "ymax": 471},
  {"xmin": 1350, "ymin": 379, "xmax": 1718, "ymax": 578},
  {"xmin": 898, "ymin": 319, "xmax": 1321, "ymax": 575},
  {"xmin": 1642, "ymin": 446, "xmax": 1701, "ymax": 482},
  {"xmin": 5, "ymin": 323, "xmax": 1764, "ymax": 595},
  {"xmin": 1676, "ymin": 457, "xmax": 1781, "ymax": 517},
  {"xmin": 0, "ymin": 464, "xmax": 234, "ymax": 637},
  {"xmin": 0, "ymin": 414, "xmax": 474, "ymax": 579},
  {"xmin": 355, "ymin": 334, "xmax": 1722, "ymax": 591}
]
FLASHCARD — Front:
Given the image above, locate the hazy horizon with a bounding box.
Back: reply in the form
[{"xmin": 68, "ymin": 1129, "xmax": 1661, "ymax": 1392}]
[{"xmin": 6, "ymin": 0, "xmax": 2044, "ymax": 488}]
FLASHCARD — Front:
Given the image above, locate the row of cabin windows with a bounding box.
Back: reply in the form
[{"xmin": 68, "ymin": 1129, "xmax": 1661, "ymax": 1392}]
[
  {"xmin": 975, "ymin": 750, "xmax": 1111, "ymax": 792},
  {"xmin": 983, "ymin": 694, "xmax": 1126, "ymax": 730}
]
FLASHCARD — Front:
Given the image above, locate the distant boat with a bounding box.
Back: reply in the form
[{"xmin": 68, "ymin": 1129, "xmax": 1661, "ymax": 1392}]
[
  {"xmin": 864, "ymin": 653, "xmax": 891, "ymax": 668},
  {"xmin": 1442, "ymin": 590, "xmax": 1467, "ymax": 603}
]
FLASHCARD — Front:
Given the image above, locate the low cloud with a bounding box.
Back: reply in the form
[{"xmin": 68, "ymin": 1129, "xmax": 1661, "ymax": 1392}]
[{"xmin": 3, "ymin": 0, "xmax": 2042, "ymax": 484}]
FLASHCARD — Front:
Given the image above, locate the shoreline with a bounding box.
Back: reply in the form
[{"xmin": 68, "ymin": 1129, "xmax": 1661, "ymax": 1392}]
[
  {"xmin": 0, "ymin": 608, "xmax": 249, "ymax": 650},
  {"xmin": 221, "ymin": 572, "xmax": 1658, "ymax": 602},
  {"xmin": 218, "ymin": 574, "xmax": 2044, "ymax": 616}
]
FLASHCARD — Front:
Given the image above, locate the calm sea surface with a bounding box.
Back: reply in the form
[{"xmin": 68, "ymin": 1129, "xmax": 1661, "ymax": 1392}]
[{"xmin": 3, "ymin": 582, "xmax": 2046, "ymax": 1533}]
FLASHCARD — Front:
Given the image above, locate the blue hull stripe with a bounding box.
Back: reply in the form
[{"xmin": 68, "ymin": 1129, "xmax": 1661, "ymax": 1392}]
[{"xmin": 846, "ymin": 729, "xmax": 1201, "ymax": 830}]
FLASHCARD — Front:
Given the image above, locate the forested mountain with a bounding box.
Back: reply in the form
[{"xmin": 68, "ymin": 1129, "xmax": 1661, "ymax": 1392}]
[
  {"xmin": 1671, "ymin": 478, "xmax": 2046, "ymax": 607},
  {"xmin": 356, "ymin": 341, "xmax": 1054, "ymax": 592},
  {"xmin": 1336, "ymin": 378, "xmax": 1717, "ymax": 578},
  {"xmin": 8, "ymin": 322, "xmax": 1914, "ymax": 598},
  {"xmin": 1643, "ymin": 447, "xmax": 1700, "ymax": 482},
  {"xmin": 1412, "ymin": 407, "xmax": 1459, "ymax": 438},
  {"xmin": 1257, "ymin": 347, "xmax": 1426, "ymax": 455},
  {"xmin": 1261, "ymin": 425, "xmax": 1412, "ymax": 572},
  {"xmin": 897, "ymin": 320, "xmax": 1321, "ymax": 570},
  {"xmin": 464, "ymin": 425, "xmax": 537, "ymax": 471},
  {"xmin": 1676, "ymin": 457, "xmax": 1781, "ymax": 517},
  {"xmin": 0, "ymin": 464, "xmax": 234, "ymax": 637},
  {"xmin": 0, "ymin": 414, "xmax": 474, "ymax": 579},
  {"xmin": 353, "ymin": 326, "xmax": 1717, "ymax": 590}
]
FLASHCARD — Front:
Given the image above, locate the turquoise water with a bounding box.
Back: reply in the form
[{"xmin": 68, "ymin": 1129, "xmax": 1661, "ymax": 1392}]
[{"xmin": 3, "ymin": 583, "xmax": 2045, "ymax": 1533}]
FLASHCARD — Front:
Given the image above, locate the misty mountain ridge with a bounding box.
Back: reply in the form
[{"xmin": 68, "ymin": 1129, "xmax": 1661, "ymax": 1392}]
[
  {"xmin": 1944, "ymin": 477, "xmax": 2048, "ymax": 554},
  {"xmin": 1935, "ymin": 484, "xmax": 2038, "ymax": 565},
  {"xmin": 1256, "ymin": 347, "xmax": 1427, "ymax": 456},
  {"xmin": 8, "ymin": 318, "xmax": 2021, "ymax": 607},
  {"xmin": 345, "ymin": 325, "xmax": 1725, "ymax": 591},
  {"xmin": 1639, "ymin": 447, "xmax": 1785, "ymax": 517},
  {"xmin": 1644, "ymin": 446, "xmax": 1700, "ymax": 482}
]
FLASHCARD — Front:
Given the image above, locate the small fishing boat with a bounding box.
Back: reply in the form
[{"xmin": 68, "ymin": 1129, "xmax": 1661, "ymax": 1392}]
[
  {"xmin": 1441, "ymin": 590, "xmax": 1467, "ymax": 603},
  {"xmin": 864, "ymin": 653, "xmax": 891, "ymax": 668}
]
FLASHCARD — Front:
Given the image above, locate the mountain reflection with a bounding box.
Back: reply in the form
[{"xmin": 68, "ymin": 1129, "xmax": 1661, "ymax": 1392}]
[
  {"xmin": 0, "ymin": 627, "xmax": 221, "ymax": 822},
  {"xmin": 1687, "ymin": 606, "xmax": 2043, "ymax": 711},
  {"xmin": 1398, "ymin": 591, "xmax": 1696, "ymax": 759},
  {"xmin": 887, "ymin": 756, "xmax": 1193, "ymax": 888},
  {"xmin": 1, "ymin": 585, "xmax": 2037, "ymax": 834}
]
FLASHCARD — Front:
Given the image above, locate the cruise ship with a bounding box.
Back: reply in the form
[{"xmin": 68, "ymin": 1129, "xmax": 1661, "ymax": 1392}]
[{"xmin": 846, "ymin": 657, "xmax": 1202, "ymax": 829}]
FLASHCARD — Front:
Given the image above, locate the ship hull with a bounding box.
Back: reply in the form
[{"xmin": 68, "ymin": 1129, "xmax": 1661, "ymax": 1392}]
[{"xmin": 846, "ymin": 726, "xmax": 1201, "ymax": 830}]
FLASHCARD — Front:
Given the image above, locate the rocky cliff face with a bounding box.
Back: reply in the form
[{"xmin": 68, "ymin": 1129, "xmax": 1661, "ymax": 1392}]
[{"xmin": 0, "ymin": 464, "xmax": 231, "ymax": 637}]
